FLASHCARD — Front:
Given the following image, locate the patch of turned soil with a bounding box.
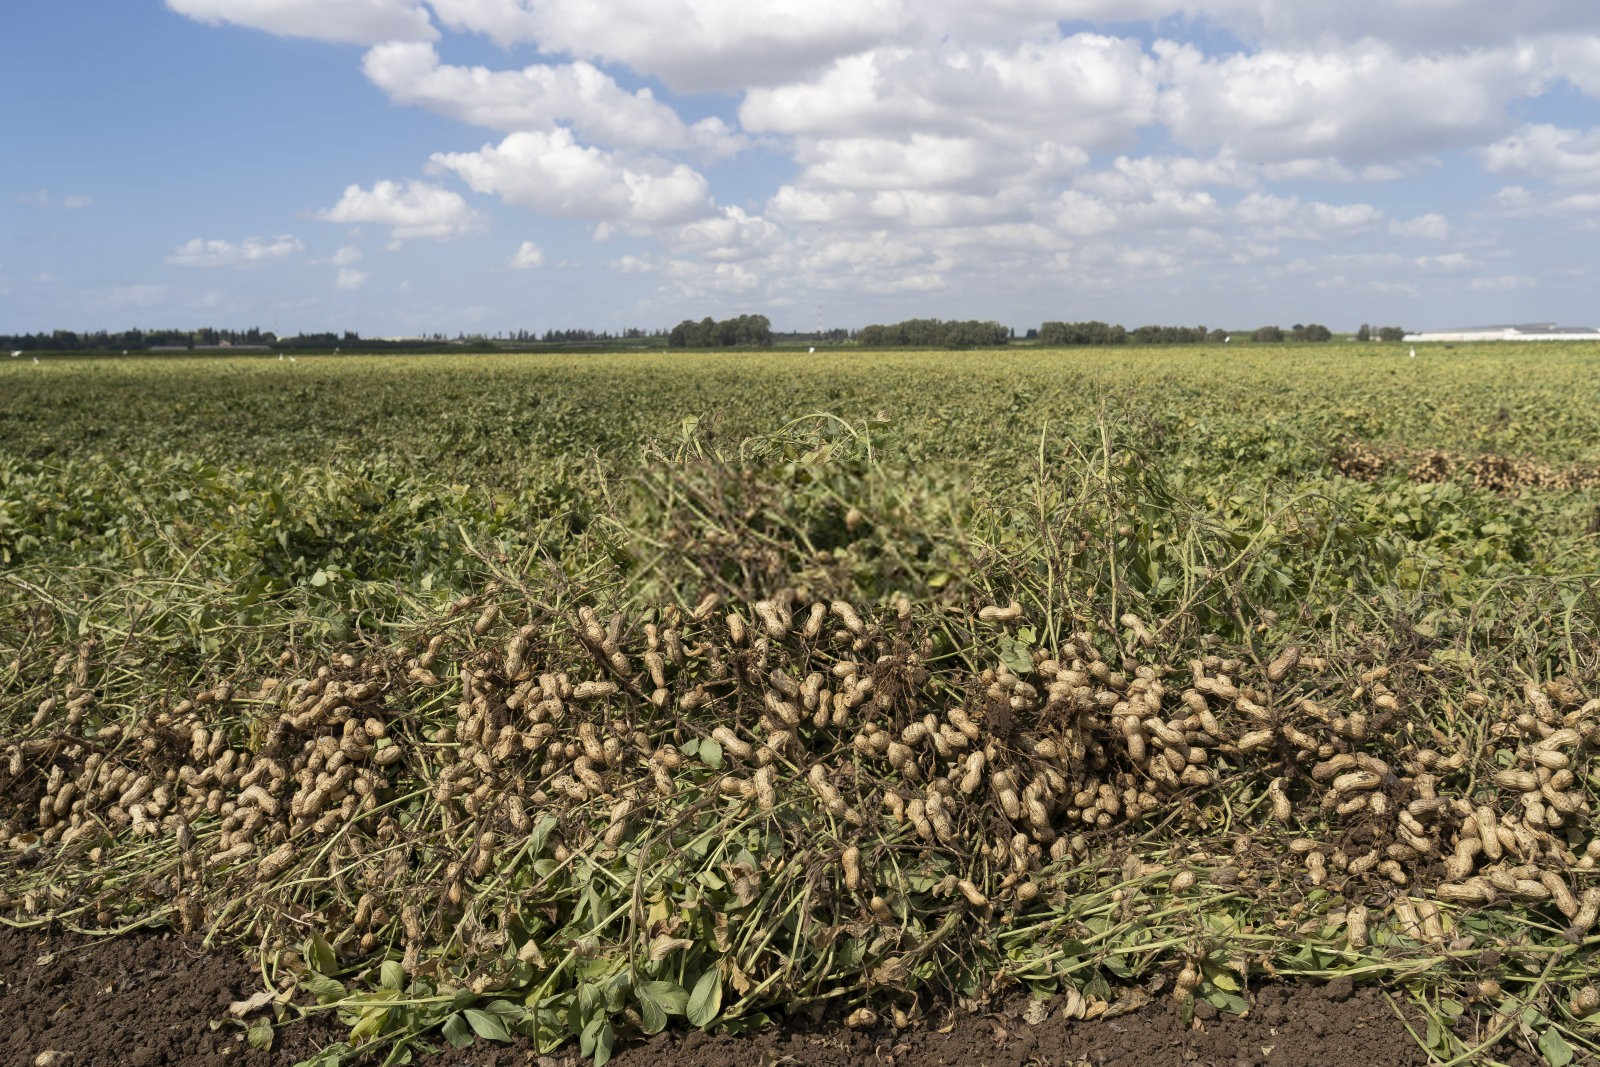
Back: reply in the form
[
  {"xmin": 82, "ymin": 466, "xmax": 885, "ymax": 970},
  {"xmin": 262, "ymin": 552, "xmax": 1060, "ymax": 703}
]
[
  {"xmin": 0, "ymin": 926, "xmax": 1548, "ymax": 1067},
  {"xmin": 441, "ymin": 982, "xmax": 1545, "ymax": 1067},
  {"xmin": 0, "ymin": 926, "xmax": 342, "ymax": 1067},
  {"xmin": 598, "ymin": 984, "xmax": 1430, "ymax": 1067}
]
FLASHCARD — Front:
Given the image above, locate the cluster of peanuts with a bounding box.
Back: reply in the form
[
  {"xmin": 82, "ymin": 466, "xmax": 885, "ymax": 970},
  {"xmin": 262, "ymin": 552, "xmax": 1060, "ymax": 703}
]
[
  {"xmin": 1335, "ymin": 439, "xmax": 1599, "ymax": 493},
  {"xmin": 2, "ymin": 588, "xmax": 1596, "ymax": 974}
]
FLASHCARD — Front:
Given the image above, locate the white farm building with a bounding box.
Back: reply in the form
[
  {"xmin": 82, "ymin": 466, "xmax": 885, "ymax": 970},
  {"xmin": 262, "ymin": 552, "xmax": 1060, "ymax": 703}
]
[{"xmin": 1406, "ymin": 323, "xmax": 1600, "ymax": 342}]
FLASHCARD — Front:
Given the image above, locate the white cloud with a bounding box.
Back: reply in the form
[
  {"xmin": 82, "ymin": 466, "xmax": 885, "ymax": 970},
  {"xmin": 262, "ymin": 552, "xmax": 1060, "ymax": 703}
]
[
  {"xmin": 1389, "ymin": 213, "xmax": 1450, "ymax": 240},
  {"xmin": 1481, "ymin": 125, "xmax": 1600, "ymax": 184},
  {"xmin": 1469, "ymin": 274, "xmax": 1537, "ymax": 291},
  {"xmin": 335, "ymin": 267, "xmax": 368, "ymax": 289},
  {"xmin": 362, "ymin": 42, "xmax": 743, "ymax": 157},
  {"xmin": 1234, "ymin": 193, "xmax": 1382, "ymax": 238},
  {"xmin": 165, "ymin": 0, "xmax": 435, "ymax": 44},
  {"xmin": 424, "ymin": 0, "xmax": 905, "ymax": 91},
  {"xmin": 1494, "ymin": 185, "xmax": 1535, "ymax": 210},
  {"xmin": 667, "ymin": 207, "xmax": 782, "ymax": 262},
  {"xmin": 329, "ymin": 245, "xmax": 363, "ymax": 266},
  {"xmin": 613, "ymin": 254, "xmax": 656, "ymax": 273},
  {"xmin": 429, "ymin": 130, "xmax": 712, "ymax": 227},
  {"xmin": 743, "ymin": 36, "xmax": 1158, "ymax": 151},
  {"xmin": 509, "ymin": 241, "xmax": 545, "ymax": 268},
  {"xmin": 319, "ymin": 180, "xmax": 479, "ymax": 242},
  {"xmin": 1155, "ymin": 39, "xmax": 1550, "ymax": 162},
  {"xmin": 167, "ymin": 234, "xmax": 305, "ymax": 267}
]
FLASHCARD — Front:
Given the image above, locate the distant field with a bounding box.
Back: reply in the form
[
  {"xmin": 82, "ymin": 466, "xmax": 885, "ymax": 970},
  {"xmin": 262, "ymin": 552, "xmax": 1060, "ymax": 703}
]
[{"xmin": 3, "ymin": 344, "xmax": 1599, "ymax": 1064}]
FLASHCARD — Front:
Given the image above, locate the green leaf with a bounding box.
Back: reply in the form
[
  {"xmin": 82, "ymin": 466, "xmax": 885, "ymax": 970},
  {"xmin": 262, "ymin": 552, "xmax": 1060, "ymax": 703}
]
[
  {"xmin": 700, "ymin": 739, "xmax": 723, "ymax": 769},
  {"xmin": 528, "ymin": 813, "xmax": 558, "ymax": 856},
  {"xmin": 349, "ymin": 1005, "xmax": 391, "ymax": 1043},
  {"xmin": 441, "ymin": 1012, "xmax": 474, "ymax": 1049},
  {"xmin": 637, "ymin": 993, "xmax": 667, "ymax": 1035},
  {"xmin": 301, "ymin": 974, "xmax": 346, "ymax": 1004},
  {"xmin": 999, "ymin": 637, "xmax": 1033, "ymax": 677},
  {"xmin": 379, "ymin": 960, "xmax": 406, "ymax": 990},
  {"xmin": 687, "ymin": 968, "xmax": 722, "ymax": 1028},
  {"xmin": 246, "ymin": 1017, "xmax": 274, "ymax": 1051},
  {"xmin": 1539, "ymin": 1027, "xmax": 1574, "ymax": 1067},
  {"xmin": 464, "ymin": 1008, "xmax": 512, "ymax": 1042},
  {"xmin": 306, "ymin": 932, "xmax": 337, "ymax": 975},
  {"xmin": 1203, "ymin": 990, "xmax": 1249, "ymax": 1016},
  {"xmin": 1208, "ymin": 970, "xmax": 1240, "ymax": 992},
  {"xmin": 637, "ymin": 980, "xmax": 688, "ymax": 1034}
]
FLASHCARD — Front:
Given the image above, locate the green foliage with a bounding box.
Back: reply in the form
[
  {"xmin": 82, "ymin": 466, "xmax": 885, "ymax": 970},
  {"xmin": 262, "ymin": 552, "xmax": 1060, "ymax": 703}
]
[{"xmin": 3, "ymin": 344, "xmax": 1599, "ymax": 1065}]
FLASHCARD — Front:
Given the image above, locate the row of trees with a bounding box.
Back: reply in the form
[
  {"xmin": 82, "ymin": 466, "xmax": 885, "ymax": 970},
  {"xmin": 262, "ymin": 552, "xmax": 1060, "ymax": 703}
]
[
  {"xmin": 533, "ymin": 328, "xmax": 663, "ymax": 343},
  {"xmin": 1036, "ymin": 322, "xmax": 1336, "ymax": 345},
  {"xmin": 1249, "ymin": 324, "xmax": 1333, "ymax": 342},
  {"xmin": 6, "ymin": 319, "xmax": 1415, "ymax": 353},
  {"xmin": 1037, "ymin": 322, "xmax": 1222, "ymax": 345},
  {"xmin": 856, "ymin": 319, "xmax": 1012, "ymax": 347},
  {"xmin": 1, "ymin": 327, "xmax": 282, "ymax": 351},
  {"xmin": 666, "ymin": 315, "xmax": 773, "ymax": 348}
]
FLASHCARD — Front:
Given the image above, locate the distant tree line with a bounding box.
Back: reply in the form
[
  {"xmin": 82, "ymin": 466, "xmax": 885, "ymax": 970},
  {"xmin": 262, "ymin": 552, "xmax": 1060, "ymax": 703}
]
[
  {"xmin": 667, "ymin": 315, "xmax": 773, "ymax": 348},
  {"xmin": 1038, "ymin": 322, "xmax": 1228, "ymax": 345},
  {"xmin": 534, "ymin": 328, "xmax": 664, "ymax": 343},
  {"xmin": 856, "ymin": 318, "xmax": 1012, "ymax": 347},
  {"xmin": 1249, "ymin": 324, "xmax": 1332, "ymax": 342},
  {"xmin": 1, "ymin": 327, "xmax": 281, "ymax": 351},
  {"xmin": 7, "ymin": 317, "xmax": 1417, "ymax": 354},
  {"xmin": 773, "ymin": 328, "xmax": 853, "ymax": 343}
]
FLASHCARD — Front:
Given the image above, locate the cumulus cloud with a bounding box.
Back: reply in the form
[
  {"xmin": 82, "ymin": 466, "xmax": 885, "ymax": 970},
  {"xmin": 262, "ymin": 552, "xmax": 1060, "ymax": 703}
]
[
  {"xmin": 335, "ymin": 267, "xmax": 368, "ymax": 289},
  {"xmin": 1481, "ymin": 125, "xmax": 1600, "ymax": 184},
  {"xmin": 424, "ymin": 0, "xmax": 905, "ymax": 91},
  {"xmin": 1235, "ymin": 193, "xmax": 1383, "ymax": 238},
  {"xmin": 509, "ymin": 241, "xmax": 545, "ymax": 268},
  {"xmin": 328, "ymin": 245, "xmax": 363, "ymax": 266},
  {"xmin": 165, "ymin": 0, "xmax": 435, "ymax": 44},
  {"xmin": 160, "ymin": 1, "xmax": 1600, "ymax": 326},
  {"xmin": 167, "ymin": 234, "xmax": 305, "ymax": 267},
  {"xmin": 362, "ymin": 43, "xmax": 743, "ymax": 156},
  {"xmin": 1390, "ymin": 213, "xmax": 1450, "ymax": 240},
  {"xmin": 429, "ymin": 130, "xmax": 712, "ymax": 227},
  {"xmin": 1155, "ymin": 39, "xmax": 1551, "ymax": 162},
  {"xmin": 1469, "ymin": 274, "xmax": 1537, "ymax": 291},
  {"xmin": 319, "ymin": 180, "xmax": 479, "ymax": 242},
  {"xmin": 743, "ymin": 36, "xmax": 1158, "ymax": 151}
]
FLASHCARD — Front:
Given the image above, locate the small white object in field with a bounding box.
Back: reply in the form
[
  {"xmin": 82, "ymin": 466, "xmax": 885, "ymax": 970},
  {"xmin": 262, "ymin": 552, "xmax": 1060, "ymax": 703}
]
[
  {"xmin": 1410, "ymin": 347, "xmax": 1416, "ymax": 358},
  {"xmin": 9, "ymin": 350, "xmax": 19, "ymax": 358},
  {"xmin": 809, "ymin": 346, "xmax": 816, "ymax": 354},
  {"xmin": 1224, "ymin": 336, "xmax": 1230, "ymax": 343},
  {"xmin": 32, "ymin": 356, "xmax": 39, "ymax": 364},
  {"xmin": 289, "ymin": 356, "xmax": 297, "ymax": 363}
]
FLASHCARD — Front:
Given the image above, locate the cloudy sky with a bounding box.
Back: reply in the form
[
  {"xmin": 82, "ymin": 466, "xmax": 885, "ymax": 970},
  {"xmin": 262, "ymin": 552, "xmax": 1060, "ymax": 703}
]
[{"xmin": 4, "ymin": 1, "xmax": 1600, "ymax": 335}]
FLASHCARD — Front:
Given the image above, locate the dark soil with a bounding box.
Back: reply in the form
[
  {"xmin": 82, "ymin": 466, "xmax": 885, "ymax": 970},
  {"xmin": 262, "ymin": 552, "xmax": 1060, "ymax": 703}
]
[
  {"xmin": 598, "ymin": 986, "xmax": 1437, "ymax": 1067},
  {"xmin": 0, "ymin": 926, "xmax": 341, "ymax": 1067},
  {"xmin": 0, "ymin": 927, "xmax": 1553, "ymax": 1067}
]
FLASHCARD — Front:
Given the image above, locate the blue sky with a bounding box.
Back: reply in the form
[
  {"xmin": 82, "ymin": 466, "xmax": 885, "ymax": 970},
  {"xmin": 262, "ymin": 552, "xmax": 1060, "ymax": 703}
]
[{"xmin": 3, "ymin": 0, "xmax": 1599, "ymax": 335}]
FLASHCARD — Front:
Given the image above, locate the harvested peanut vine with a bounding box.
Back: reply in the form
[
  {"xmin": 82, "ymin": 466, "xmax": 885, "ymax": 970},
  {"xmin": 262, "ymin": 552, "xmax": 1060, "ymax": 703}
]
[{"xmin": 3, "ymin": 582, "xmax": 1597, "ymax": 1063}]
